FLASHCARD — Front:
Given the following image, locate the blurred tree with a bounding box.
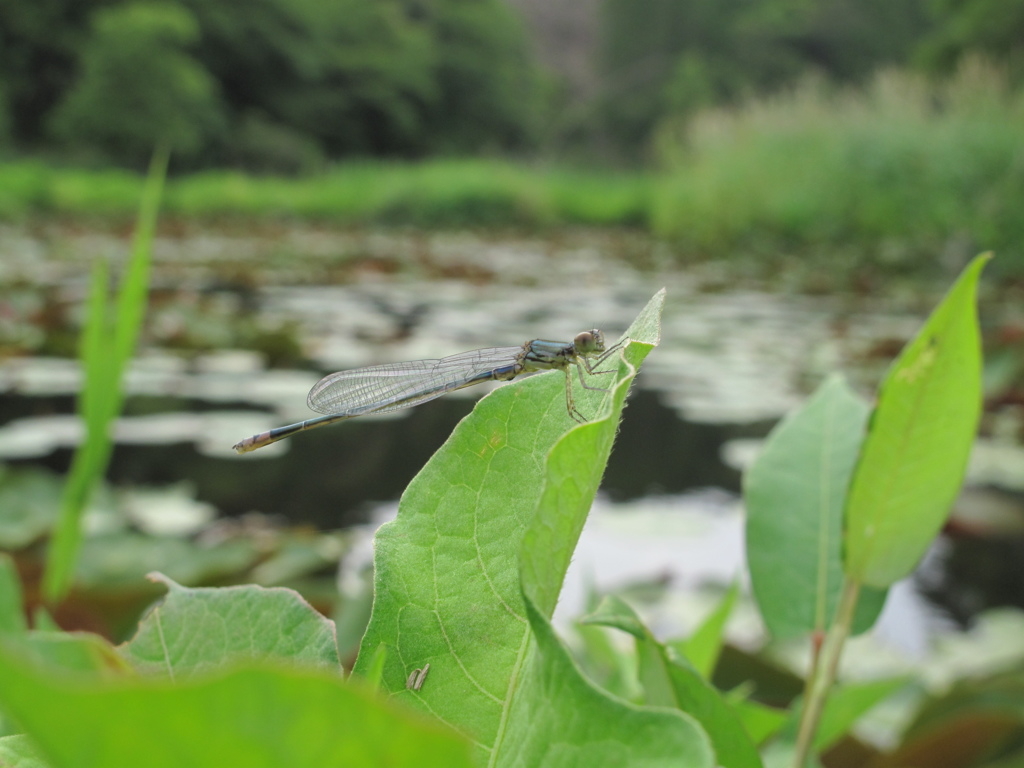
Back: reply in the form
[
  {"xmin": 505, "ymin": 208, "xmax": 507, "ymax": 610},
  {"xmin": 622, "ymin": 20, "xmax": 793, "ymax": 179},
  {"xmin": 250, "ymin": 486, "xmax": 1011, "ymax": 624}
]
[
  {"xmin": 47, "ymin": 2, "xmax": 226, "ymax": 165},
  {"xmin": 916, "ymin": 0, "xmax": 1024, "ymax": 78},
  {"xmin": 0, "ymin": 77, "xmax": 10, "ymax": 151},
  {"xmin": 178, "ymin": 0, "xmax": 436, "ymax": 157},
  {"xmin": 176, "ymin": 0, "xmax": 542, "ymax": 158},
  {"xmin": 596, "ymin": 0, "xmax": 933, "ymax": 158},
  {"xmin": 416, "ymin": 0, "xmax": 543, "ymax": 153},
  {"xmin": 0, "ymin": 0, "xmax": 109, "ymax": 148},
  {"xmin": 2, "ymin": 0, "xmax": 542, "ymax": 165}
]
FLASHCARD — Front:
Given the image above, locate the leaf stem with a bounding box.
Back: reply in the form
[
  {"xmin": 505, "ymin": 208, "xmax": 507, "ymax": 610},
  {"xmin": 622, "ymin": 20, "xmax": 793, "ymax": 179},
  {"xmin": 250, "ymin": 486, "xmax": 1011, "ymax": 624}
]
[{"xmin": 791, "ymin": 577, "xmax": 861, "ymax": 768}]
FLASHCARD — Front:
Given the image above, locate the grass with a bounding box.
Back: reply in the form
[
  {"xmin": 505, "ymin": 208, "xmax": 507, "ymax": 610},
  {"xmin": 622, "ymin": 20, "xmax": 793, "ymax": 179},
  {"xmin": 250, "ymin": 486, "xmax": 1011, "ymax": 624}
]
[
  {"xmin": 42, "ymin": 149, "xmax": 167, "ymax": 602},
  {"xmin": 0, "ymin": 158, "xmax": 654, "ymax": 230},
  {"xmin": 652, "ymin": 59, "xmax": 1024, "ymax": 276}
]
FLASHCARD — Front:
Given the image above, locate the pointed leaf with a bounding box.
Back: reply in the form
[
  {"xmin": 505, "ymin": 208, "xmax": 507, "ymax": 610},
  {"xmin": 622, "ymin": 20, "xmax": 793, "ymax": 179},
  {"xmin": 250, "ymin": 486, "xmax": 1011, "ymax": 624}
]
[
  {"xmin": 580, "ymin": 594, "xmax": 647, "ymax": 639},
  {"xmin": 745, "ymin": 375, "xmax": 885, "ymax": 637},
  {"xmin": 845, "ymin": 254, "xmax": 989, "ymax": 587},
  {"xmin": 673, "ymin": 580, "xmax": 739, "ymax": 678},
  {"xmin": 353, "ymin": 291, "xmax": 682, "ymax": 764}
]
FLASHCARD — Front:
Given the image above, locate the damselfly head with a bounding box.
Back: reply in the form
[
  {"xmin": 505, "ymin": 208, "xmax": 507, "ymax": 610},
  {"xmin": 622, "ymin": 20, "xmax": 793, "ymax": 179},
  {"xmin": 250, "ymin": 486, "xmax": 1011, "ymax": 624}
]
[{"xmin": 574, "ymin": 329, "xmax": 605, "ymax": 355}]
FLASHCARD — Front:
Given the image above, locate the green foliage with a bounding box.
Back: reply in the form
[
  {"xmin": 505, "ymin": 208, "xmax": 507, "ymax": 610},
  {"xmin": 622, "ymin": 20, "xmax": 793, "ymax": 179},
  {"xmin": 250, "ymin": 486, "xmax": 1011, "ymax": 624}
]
[
  {"xmin": 744, "ymin": 376, "xmax": 886, "ymax": 640},
  {"xmin": 418, "ymin": 0, "xmax": 543, "ymax": 153},
  {"xmin": 47, "ymin": 3, "xmax": 225, "ymax": 166},
  {"xmin": 0, "ymin": 645, "xmax": 476, "ymax": 768},
  {"xmin": 0, "ymin": 555, "xmax": 26, "ymax": 635},
  {"xmin": 0, "ymin": 158, "xmax": 655, "ymax": 229},
  {"xmin": 348, "ymin": 292, "xmax": 709, "ymax": 766},
  {"xmin": 0, "ymin": 0, "xmax": 97, "ymax": 145},
  {"xmin": 43, "ymin": 150, "xmax": 166, "ymax": 602},
  {"xmin": 583, "ymin": 595, "xmax": 760, "ymax": 768},
  {"xmin": 2, "ymin": 0, "xmax": 542, "ymax": 165},
  {"xmin": 670, "ymin": 581, "xmax": 738, "ymax": 679},
  {"xmin": 595, "ymin": 0, "xmax": 933, "ymax": 154},
  {"xmin": 0, "ymin": 255, "xmax": 998, "ymax": 764},
  {"xmin": 179, "ymin": 0, "xmax": 437, "ymax": 158},
  {"xmin": 121, "ymin": 576, "xmax": 341, "ymax": 676},
  {"xmin": 845, "ymin": 253, "xmax": 988, "ymax": 587},
  {"xmin": 917, "ymin": 0, "xmax": 1024, "ymax": 78},
  {"xmin": 3, "ymin": 0, "xmax": 1023, "ymax": 164},
  {"xmin": 653, "ymin": 62, "xmax": 1024, "ymax": 274}
]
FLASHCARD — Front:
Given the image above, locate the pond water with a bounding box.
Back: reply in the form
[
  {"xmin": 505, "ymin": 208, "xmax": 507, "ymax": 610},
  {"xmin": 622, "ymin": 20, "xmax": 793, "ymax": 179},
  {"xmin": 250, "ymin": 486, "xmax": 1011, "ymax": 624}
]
[{"xmin": 2, "ymin": 223, "xmax": 1023, "ymax": 641}]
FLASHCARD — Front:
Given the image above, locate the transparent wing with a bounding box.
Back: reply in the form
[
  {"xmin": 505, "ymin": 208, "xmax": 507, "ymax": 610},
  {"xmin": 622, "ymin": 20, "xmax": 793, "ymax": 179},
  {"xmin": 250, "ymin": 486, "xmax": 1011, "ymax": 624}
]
[{"xmin": 306, "ymin": 345, "xmax": 526, "ymax": 416}]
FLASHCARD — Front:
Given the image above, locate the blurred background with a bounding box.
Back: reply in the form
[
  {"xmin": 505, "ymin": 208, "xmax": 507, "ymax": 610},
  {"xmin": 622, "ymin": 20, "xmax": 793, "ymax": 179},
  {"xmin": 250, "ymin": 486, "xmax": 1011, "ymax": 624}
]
[{"xmin": 1, "ymin": 0, "xmax": 1024, "ymax": 761}]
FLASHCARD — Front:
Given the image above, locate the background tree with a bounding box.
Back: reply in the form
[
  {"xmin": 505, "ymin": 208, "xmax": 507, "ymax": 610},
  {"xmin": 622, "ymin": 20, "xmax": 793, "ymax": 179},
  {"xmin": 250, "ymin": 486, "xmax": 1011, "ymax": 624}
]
[
  {"xmin": 916, "ymin": 0, "xmax": 1024, "ymax": 79},
  {"xmin": 593, "ymin": 0, "xmax": 934, "ymax": 159},
  {"xmin": 47, "ymin": 2, "xmax": 226, "ymax": 166}
]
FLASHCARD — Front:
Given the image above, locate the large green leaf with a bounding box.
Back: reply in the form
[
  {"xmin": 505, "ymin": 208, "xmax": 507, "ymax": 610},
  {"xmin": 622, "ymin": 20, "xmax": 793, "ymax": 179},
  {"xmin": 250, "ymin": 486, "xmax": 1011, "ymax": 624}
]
[
  {"xmin": 744, "ymin": 375, "xmax": 885, "ymax": 638},
  {"xmin": 353, "ymin": 290, "xmax": 711, "ymax": 765},
  {"xmin": 0, "ymin": 643, "xmax": 474, "ymax": 768},
  {"xmin": 845, "ymin": 254, "xmax": 989, "ymax": 587},
  {"xmin": 120, "ymin": 575, "xmax": 340, "ymax": 677}
]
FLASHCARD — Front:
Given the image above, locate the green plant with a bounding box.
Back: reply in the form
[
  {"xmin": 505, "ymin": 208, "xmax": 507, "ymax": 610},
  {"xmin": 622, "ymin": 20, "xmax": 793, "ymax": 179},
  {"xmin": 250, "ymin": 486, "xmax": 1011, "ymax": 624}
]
[
  {"xmin": 0, "ymin": 251, "xmax": 992, "ymax": 766},
  {"xmin": 42, "ymin": 149, "xmax": 167, "ymax": 602},
  {"xmin": 47, "ymin": 4, "xmax": 224, "ymax": 165},
  {"xmin": 652, "ymin": 62, "xmax": 1024, "ymax": 274}
]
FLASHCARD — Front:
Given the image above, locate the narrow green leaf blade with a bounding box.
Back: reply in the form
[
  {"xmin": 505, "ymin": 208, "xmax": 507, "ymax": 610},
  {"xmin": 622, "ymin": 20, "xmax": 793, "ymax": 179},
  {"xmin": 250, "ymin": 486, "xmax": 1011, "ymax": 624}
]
[
  {"xmin": 674, "ymin": 580, "xmax": 739, "ymax": 678},
  {"xmin": 78, "ymin": 259, "xmax": 114, "ymax": 433},
  {"xmin": 42, "ymin": 153, "xmax": 167, "ymax": 603},
  {"xmin": 813, "ymin": 677, "xmax": 909, "ymax": 750},
  {"xmin": 0, "ymin": 554, "xmax": 27, "ymax": 635},
  {"xmin": 730, "ymin": 699, "xmax": 789, "ymax": 746},
  {"xmin": 112, "ymin": 147, "xmax": 167, "ymax": 375},
  {"xmin": 745, "ymin": 375, "xmax": 885, "ymax": 637},
  {"xmin": 845, "ymin": 254, "xmax": 989, "ymax": 587},
  {"xmin": 120, "ymin": 575, "xmax": 340, "ymax": 677}
]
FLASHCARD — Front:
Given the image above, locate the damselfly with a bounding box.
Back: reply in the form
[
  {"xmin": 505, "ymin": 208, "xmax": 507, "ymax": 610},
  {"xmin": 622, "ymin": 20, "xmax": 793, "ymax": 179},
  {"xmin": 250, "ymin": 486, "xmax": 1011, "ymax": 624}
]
[{"xmin": 233, "ymin": 329, "xmax": 625, "ymax": 453}]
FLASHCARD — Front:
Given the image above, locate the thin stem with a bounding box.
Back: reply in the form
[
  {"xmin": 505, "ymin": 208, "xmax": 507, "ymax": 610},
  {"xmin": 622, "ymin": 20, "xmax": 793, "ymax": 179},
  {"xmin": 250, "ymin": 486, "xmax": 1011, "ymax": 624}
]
[{"xmin": 791, "ymin": 577, "xmax": 862, "ymax": 768}]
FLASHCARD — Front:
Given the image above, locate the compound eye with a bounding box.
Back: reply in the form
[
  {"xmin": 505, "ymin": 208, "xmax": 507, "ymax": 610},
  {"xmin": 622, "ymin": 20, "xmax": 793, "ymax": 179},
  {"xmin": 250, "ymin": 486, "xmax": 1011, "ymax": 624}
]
[{"xmin": 574, "ymin": 330, "xmax": 604, "ymax": 353}]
